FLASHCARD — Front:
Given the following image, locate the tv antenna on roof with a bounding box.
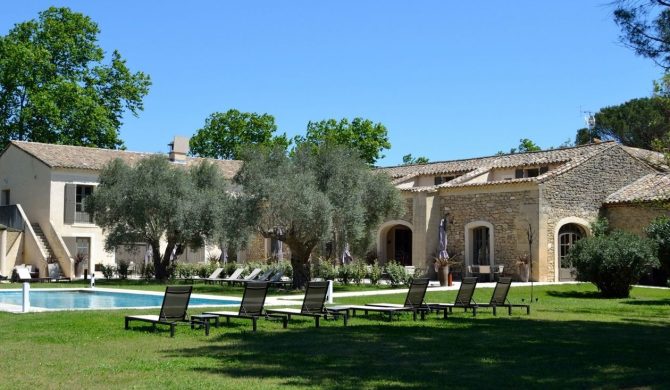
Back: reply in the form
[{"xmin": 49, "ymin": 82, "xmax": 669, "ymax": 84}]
[{"xmin": 579, "ymin": 107, "xmax": 596, "ymax": 143}]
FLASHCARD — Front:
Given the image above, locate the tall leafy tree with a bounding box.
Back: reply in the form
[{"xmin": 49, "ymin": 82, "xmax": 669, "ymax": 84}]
[
  {"xmin": 189, "ymin": 109, "xmax": 290, "ymax": 159},
  {"xmin": 294, "ymin": 117, "xmax": 391, "ymax": 165},
  {"xmin": 235, "ymin": 143, "xmax": 403, "ymax": 288},
  {"xmin": 574, "ymin": 97, "xmax": 670, "ymax": 149},
  {"xmin": 87, "ymin": 156, "xmax": 234, "ymax": 281},
  {"xmin": 497, "ymin": 138, "xmax": 542, "ymax": 155},
  {"xmin": 614, "ymin": 0, "xmax": 670, "ymax": 70},
  {"xmin": 0, "ymin": 7, "xmax": 151, "ymax": 149},
  {"xmin": 402, "ymin": 154, "xmax": 429, "ymax": 165}
]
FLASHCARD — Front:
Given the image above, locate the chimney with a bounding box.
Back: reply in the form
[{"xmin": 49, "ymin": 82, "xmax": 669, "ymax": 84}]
[{"xmin": 168, "ymin": 136, "xmax": 189, "ymax": 163}]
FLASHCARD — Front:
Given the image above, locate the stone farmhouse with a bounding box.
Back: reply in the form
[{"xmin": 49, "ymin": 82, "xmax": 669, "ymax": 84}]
[
  {"xmin": 376, "ymin": 141, "xmax": 669, "ymax": 282},
  {"xmin": 1, "ymin": 138, "xmax": 668, "ymax": 282}
]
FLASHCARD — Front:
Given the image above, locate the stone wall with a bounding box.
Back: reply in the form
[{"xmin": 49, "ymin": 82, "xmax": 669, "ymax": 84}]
[
  {"xmin": 604, "ymin": 203, "xmax": 670, "ymax": 236},
  {"xmin": 540, "ymin": 145, "xmax": 656, "ymax": 281},
  {"xmin": 439, "ymin": 187, "xmax": 539, "ymax": 279}
]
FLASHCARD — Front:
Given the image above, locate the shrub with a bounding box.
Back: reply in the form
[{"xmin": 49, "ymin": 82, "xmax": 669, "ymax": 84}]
[
  {"xmin": 101, "ymin": 265, "xmax": 116, "ymax": 280},
  {"xmin": 568, "ymin": 230, "xmax": 659, "ymax": 298},
  {"xmin": 368, "ymin": 262, "xmax": 383, "ymax": 285},
  {"xmin": 338, "ymin": 264, "xmax": 353, "ymax": 285},
  {"xmin": 385, "ymin": 260, "xmax": 410, "ymax": 287},
  {"xmin": 116, "ymin": 261, "xmax": 130, "ymax": 280},
  {"xmin": 313, "ymin": 259, "xmax": 337, "ymax": 280},
  {"xmin": 175, "ymin": 263, "xmax": 196, "ymax": 279},
  {"xmin": 139, "ymin": 262, "xmax": 155, "ymax": 280},
  {"xmin": 645, "ymin": 216, "xmax": 670, "ymax": 275},
  {"xmin": 350, "ymin": 261, "xmax": 367, "ymax": 285},
  {"xmin": 275, "ymin": 261, "xmax": 292, "ymax": 278},
  {"xmin": 223, "ymin": 262, "xmax": 239, "ymax": 277}
]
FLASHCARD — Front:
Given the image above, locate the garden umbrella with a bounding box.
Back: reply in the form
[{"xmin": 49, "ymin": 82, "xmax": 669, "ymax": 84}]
[{"xmin": 438, "ymin": 217, "xmax": 449, "ymax": 259}]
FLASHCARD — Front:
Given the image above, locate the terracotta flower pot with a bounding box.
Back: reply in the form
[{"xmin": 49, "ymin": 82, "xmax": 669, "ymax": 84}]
[{"xmin": 437, "ymin": 266, "xmax": 449, "ymax": 286}]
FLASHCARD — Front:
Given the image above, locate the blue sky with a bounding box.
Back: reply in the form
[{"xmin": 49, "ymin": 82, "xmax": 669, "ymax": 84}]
[{"xmin": 1, "ymin": 1, "xmax": 663, "ymax": 166}]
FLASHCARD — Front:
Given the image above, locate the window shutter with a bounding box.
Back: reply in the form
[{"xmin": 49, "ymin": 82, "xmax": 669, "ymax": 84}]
[
  {"xmin": 64, "ymin": 184, "xmax": 76, "ymax": 225},
  {"xmin": 515, "ymin": 169, "xmax": 524, "ymax": 179}
]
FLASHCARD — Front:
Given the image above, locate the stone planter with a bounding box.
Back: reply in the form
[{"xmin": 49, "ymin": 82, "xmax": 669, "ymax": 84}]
[
  {"xmin": 518, "ymin": 263, "xmax": 530, "ymax": 282},
  {"xmin": 437, "ymin": 266, "xmax": 450, "ymax": 286}
]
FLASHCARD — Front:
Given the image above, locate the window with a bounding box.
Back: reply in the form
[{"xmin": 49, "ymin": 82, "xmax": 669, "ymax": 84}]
[
  {"xmin": 76, "ymin": 237, "xmax": 90, "ymax": 259},
  {"xmin": 515, "ymin": 166, "xmax": 549, "ymax": 179},
  {"xmin": 1, "ymin": 189, "xmax": 9, "ymax": 206},
  {"xmin": 434, "ymin": 175, "xmax": 457, "ymax": 185},
  {"xmin": 472, "ymin": 226, "xmax": 490, "ymax": 265},
  {"xmin": 559, "ymin": 224, "xmax": 583, "ymax": 265},
  {"xmin": 65, "ymin": 184, "xmax": 94, "ymax": 224}
]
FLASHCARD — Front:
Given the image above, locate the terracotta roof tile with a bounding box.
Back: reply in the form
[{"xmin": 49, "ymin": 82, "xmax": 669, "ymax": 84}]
[
  {"xmin": 9, "ymin": 141, "xmax": 242, "ymax": 179},
  {"xmin": 605, "ymin": 173, "xmax": 670, "ymax": 204}
]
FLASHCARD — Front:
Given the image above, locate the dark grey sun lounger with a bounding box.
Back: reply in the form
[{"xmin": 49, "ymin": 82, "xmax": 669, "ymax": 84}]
[
  {"xmin": 475, "ymin": 277, "xmax": 530, "ymax": 315},
  {"xmin": 328, "ymin": 278, "xmax": 433, "ymax": 321},
  {"xmin": 432, "ymin": 277, "xmax": 479, "ymax": 317},
  {"xmin": 124, "ymin": 285, "xmax": 193, "ymax": 337},
  {"xmin": 266, "ymin": 281, "xmax": 347, "ymax": 327},
  {"xmin": 204, "ymin": 282, "xmax": 286, "ymax": 332}
]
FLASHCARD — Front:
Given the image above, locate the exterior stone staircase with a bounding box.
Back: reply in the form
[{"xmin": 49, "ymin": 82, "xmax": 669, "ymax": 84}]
[{"xmin": 31, "ymin": 223, "xmax": 55, "ymax": 261}]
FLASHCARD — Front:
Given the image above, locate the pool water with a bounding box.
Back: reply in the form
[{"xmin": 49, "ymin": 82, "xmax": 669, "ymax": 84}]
[{"xmin": 0, "ymin": 289, "xmax": 238, "ymax": 310}]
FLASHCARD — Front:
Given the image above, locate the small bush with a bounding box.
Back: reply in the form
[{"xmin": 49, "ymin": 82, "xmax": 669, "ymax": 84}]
[
  {"xmin": 117, "ymin": 261, "xmax": 130, "ymax": 280},
  {"xmin": 101, "ymin": 265, "xmax": 116, "ymax": 280},
  {"xmin": 175, "ymin": 263, "xmax": 196, "ymax": 279},
  {"xmin": 139, "ymin": 262, "xmax": 155, "ymax": 280},
  {"xmin": 368, "ymin": 262, "xmax": 383, "ymax": 285},
  {"xmin": 386, "ymin": 260, "xmax": 410, "ymax": 287},
  {"xmin": 338, "ymin": 264, "xmax": 353, "ymax": 285},
  {"xmin": 646, "ymin": 216, "xmax": 670, "ymax": 275},
  {"xmin": 275, "ymin": 261, "xmax": 293, "ymax": 278},
  {"xmin": 350, "ymin": 261, "xmax": 367, "ymax": 285},
  {"xmin": 568, "ymin": 230, "xmax": 659, "ymax": 298},
  {"xmin": 313, "ymin": 259, "xmax": 337, "ymax": 280},
  {"xmin": 223, "ymin": 262, "xmax": 239, "ymax": 277}
]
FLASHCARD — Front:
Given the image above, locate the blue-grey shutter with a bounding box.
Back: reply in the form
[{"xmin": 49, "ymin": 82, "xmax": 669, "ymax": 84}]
[{"xmin": 64, "ymin": 184, "xmax": 76, "ymax": 224}]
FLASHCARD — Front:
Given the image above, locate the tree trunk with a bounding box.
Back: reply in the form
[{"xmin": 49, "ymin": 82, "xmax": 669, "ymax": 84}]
[
  {"xmin": 286, "ymin": 240, "xmax": 314, "ymax": 290},
  {"xmin": 152, "ymin": 240, "xmax": 174, "ymax": 282}
]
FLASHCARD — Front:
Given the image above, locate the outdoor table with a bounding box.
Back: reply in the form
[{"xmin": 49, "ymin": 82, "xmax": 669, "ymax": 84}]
[{"xmin": 190, "ymin": 314, "xmax": 220, "ymax": 336}]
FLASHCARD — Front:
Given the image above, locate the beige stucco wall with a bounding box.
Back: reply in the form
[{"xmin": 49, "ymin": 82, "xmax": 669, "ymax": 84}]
[
  {"xmin": 0, "ymin": 146, "xmax": 52, "ymax": 224},
  {"xmin": 604, "ymin": 203, "xmax": 670, "ymax": 236},
  {"xmin": 539, "ymin": 145, "xmax": 656, "ymax": 281}
]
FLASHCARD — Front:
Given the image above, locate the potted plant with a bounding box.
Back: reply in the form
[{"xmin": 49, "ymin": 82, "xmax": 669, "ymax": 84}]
[
  {"xmin": 433, "ymin": 254, "xmax": 460, "ymax": 286},
  {"xmin": 517, "ymin": 253, "xmax": 530, "ymax": 282}
]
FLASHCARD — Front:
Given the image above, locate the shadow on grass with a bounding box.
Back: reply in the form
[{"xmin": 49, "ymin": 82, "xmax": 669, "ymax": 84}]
[
  {"xmin": 623, "ymin": 298, "xmax": 670, "ymax": 306},
  {"xmin": 167, "ymin": 317, "xmax": 670, "ymax": 389},
  {"xmin": 545, "ymin": 290, "xmax": 603, "ymax": 299}
]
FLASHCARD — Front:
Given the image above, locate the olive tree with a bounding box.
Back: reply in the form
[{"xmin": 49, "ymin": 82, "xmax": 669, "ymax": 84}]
[
  {"xmin": 235, "ymin": 143, "xmax": 403, "ymax": 288},
  {"xmin": 87, "ymin": 155, "xmax": 233, "ymax": 281}
]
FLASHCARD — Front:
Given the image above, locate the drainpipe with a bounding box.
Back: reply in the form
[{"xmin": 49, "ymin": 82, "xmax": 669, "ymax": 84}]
[{"xmin": 0, "ymin": 225, "xmax": 6, "ymax": 276}]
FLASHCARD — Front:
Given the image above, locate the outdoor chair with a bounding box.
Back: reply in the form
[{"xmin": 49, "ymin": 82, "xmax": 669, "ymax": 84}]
[
  {"xmin": 13, "ymin": 267, "xmax": 47, "ymax": 283},
  {"xmin": 202, "ymin": 267, "xmax": 225, "ymax": 284},
  {"xmin": 268, "ymin": 270, "xmax": 292, "ymax": 288},
  {"xmin": 255, "ymin": 269, "xmax": 275, "ymax": 282},
  {"xmin": 124, "ymin": 285, "xmax": 193, "ymax": 337},
  {"xmin": 327, "ymin": 278, "xmax": 433, "ymax": 321},
  {"xmin": 432, "ymin": 277, "xmax": 479, "ymax": 317},
  {"xmin": 226, "ymin": 268, "xmax": 262, "ymax": 286},
  {"xmin": 210, "ymin": 267, "xmax": 244, "ymax": 285},
  {"xmin": 266, "ymin": 281, "xmax": 347, "ymax": 327},
  {"xmin": 204, "ymin": 282, "xmax": 286, "ymax": 332},
  {"xmin": 475, "ymin": 277, "xmax": 530, "ymax": 315}
]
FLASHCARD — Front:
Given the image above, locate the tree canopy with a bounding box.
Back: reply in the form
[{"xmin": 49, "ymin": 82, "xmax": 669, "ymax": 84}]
[
  {"xmin": 497, "ymin": 138, "xmax": 542, "ymax": 155},
  {"xmin": 235, "ymin": 143, "xmax": 403, "ymax": 288},
  {"xmin": 189, "ymin": 109, "xmax": 290, "ymax": 159},
  {"xmin": 87, "ymin": 156, "xmax": 235, "ymax": 281},
  {"xmin": 614, "ymin": 0, "xmax": 670, "ymax": 70},
  {"xmin": 294, "ymin": 118, "xmax": 391, "ymax": 165},
  {"xmin": 574, "ymin": 97, "xmax": 670, "ymax": 149},
  {"xmin": 402, "ymin": 154, "xmax": 429, "ymax": 165},
  {"xmin": 0, "ymin": 7, "xmax": 151, "ymax": 149}
]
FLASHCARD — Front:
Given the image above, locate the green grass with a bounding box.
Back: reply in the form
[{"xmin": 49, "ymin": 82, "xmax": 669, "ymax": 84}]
[{"xmin": 1, "ymin": 283, "xmax": 669, "ymax": 389}]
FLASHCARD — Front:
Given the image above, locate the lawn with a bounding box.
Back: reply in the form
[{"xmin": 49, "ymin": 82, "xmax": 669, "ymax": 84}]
[{"xmin": 0, "ymin": 282, "xmax": 668, "ymax": 389}]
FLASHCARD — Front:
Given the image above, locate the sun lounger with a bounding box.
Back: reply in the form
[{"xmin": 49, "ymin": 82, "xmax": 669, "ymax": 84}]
[
  {"xmin": 14, "ymin": 267, "xmax": 47, "ymax": 283},
  {"xmin": 124, "ymin": 285, "xmax": 194, "ymax": 337},
  {"xmin": 268, "ymin": 270, "xmax": 292, "ymax": 288},
  {"xmin": 226, "ymin": 268, "xmax": 262, "ymax": 286},
  {"xmin": 266, "ymin": 281, "xmax": 347, "ymax": 327},
  {"xmin": 475, "ymin": 277, "xmax": 530, "ymax": 315},
  {"xmin": 431, "ymin": 277, "xmax": 479, "ymax": 317},
  {"xmin": 201, "ymin": 267, "xmax": 225, "ymax": 284},
  {"xmin": 327, "ymin": 278, "xmax": 433, "ymax": 321},
  {"xmin": 203, "ymin": 282, "xmax": 286, "ymax": 332}
]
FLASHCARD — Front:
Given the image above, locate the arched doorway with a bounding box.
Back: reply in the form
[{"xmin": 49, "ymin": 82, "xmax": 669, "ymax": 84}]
[
  {"xmin": 558, "ymin": 223, "xmax": 586, "ymax": 281},
  {"xmin": 378, "ymin": 222, "xmax": 413, "ymax": 266}
]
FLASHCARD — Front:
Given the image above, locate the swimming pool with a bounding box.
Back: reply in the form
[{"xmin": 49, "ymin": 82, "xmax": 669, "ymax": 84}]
[{"xmin": 0, "ymin": 288, "xmax": 239, "ymax": 311}]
